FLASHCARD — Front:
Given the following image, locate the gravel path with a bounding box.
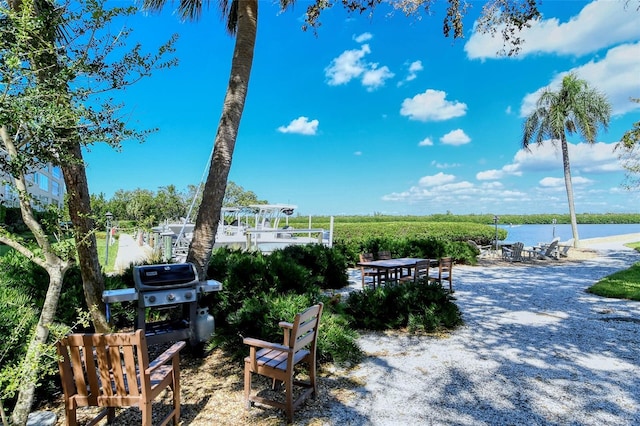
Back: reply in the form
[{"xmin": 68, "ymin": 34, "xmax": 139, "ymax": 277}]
[
  {"xmin": 40, "ymin": 235, "xmax": 640, "ymax": 426},
  {"xmin": 338, "ymin": 238, "xmax": 640, "ymax": 425}
]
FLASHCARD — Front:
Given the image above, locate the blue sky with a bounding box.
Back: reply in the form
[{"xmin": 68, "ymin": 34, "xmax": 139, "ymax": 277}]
[{"xmin": 84, "ymin": 0, "xmax": 640, "ymax": 217}]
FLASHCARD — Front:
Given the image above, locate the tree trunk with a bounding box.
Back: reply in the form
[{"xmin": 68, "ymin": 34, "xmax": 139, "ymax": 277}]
[
  {"xmin": 561, "ymin": 136, "xmax": 580, "ymax": 247},
  {"xmin": 61, "ymin": 143, "xmax": 109, "ymax": 333},
  {"xmin": 11, "ymin": 265, "xmax": 68, "ymax": 426},
  {"xmin": 187, "ymin": 0, "xmax": 258, "ymax": 279}
]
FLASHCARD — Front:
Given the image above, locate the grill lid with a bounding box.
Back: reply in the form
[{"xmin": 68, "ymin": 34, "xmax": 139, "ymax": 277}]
[{"xmin": 134, "ymin": 263, "xmax": 198, "ymax": 290}]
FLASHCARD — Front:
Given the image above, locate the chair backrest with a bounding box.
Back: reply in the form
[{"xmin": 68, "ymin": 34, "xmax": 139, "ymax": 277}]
[
  {"xmin": 439, "ymin": 257, "xmax": 453, "ymax": 275},
  {"xmin": 377, "ymin": 250, "xmax": 392, "ymax": 260},
  {"xmin": 360, "ymin": 253, "xmax": 374, "ymax": 262},
  {"xmin": 512, "ymin": 242, "xmax": 524, "ymax": 255},
  {"xmin": 468, "ymin": 240, "xmax": 480, "ymax": 251},
  {"xmin": 544, "ymin": 238, "xmax": 560, "ymax": 256},
  {"xmin": 289, "ymin": 303, "xmax": 323, "ymax": 353},
  {"xmin": 415, "ymin": 259, "xmax": 431, "ymax": 279},
  {"xmin": 56, "ymin": 330, "xmax": 149, "ymax": 408}
]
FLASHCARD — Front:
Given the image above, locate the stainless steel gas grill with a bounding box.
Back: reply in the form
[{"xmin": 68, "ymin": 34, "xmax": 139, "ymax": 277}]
[{"xmin": 102, "ymin": 262, "xmax": 222, "ymax": 346}]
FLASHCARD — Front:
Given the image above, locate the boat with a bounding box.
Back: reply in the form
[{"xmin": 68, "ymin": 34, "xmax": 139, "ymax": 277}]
[{"xmin": 154, "ymin": 204, "xmax": 333, "ymax": 261}]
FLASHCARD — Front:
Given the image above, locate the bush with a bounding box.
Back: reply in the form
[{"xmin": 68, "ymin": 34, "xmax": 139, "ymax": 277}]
[
  {"xmin": 278, "ymin": 244, "xmax": 349, "ymax": 290},
  {"xmin": 344, "ymin": 280, "xmax": 463, "ymax": 332},
  {"xmin": 334, "ymin": 235, "xmax": 479, "ymax": 266}
]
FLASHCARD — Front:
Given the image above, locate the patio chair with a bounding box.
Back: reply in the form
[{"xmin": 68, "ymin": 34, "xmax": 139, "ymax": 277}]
[
  {"xmin": 534, "ymin": 237, "xmax": 561, "ymax": 260},
  {"xmin": 359, "ymin": 253, "xmax": 385, "ymax": 289},
  {"xmin": 467, "ymin": 240, "xmax": 491, "ymax": 257},
  {"xmin": 56, "ymin": 329, "xmax": 186, "ymax": 426},
  {"xmin": 377, "ymin": 250, "xmax": 392, "ymax": 260},
  {"xmin": 376, "ymin": 251, "xmax": 398, "ymax": 280},
  {"xmin": 557, "ymin": 238, "xmax": 574, "ymax": 258},
  {"xmin": 398, "ymin": 259, "xmax": 432, "ymax": 284},
  {"xmin": 243, "ymin": 303, "xmax": 323, "ymax": 422},
  {"xmin": 430, "ymin": 257, "xmax": 454, "ymax": 292},
  {"xmin": 502, "ymin": 242, "xmax": 525, "ymax": 262}
]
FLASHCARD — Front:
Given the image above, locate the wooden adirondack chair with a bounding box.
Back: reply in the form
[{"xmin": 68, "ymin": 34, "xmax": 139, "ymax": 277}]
[
  {"xmin": 56, "ymin": 330, "xmax": 185, "ymax": 426},
  {"xmin": 502, "ymin": 242, "xmax": 525, "ymax": 262},
  {"xmin": 243, "ymin": 303, "xmax": 324, "ymax": 422}
]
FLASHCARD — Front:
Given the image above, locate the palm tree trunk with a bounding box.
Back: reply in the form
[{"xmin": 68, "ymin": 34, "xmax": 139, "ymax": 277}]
[
  {"xmin": 187, "ymin": 0, "xmax": 258, "ymax": 279},
  {"xmin": 561, "ymin": 137, "xmax": 580, "ymax": 247}
]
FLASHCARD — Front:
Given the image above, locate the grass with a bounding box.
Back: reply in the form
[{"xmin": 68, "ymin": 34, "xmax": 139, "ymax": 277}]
[
  {"xmin": 588, "ymin": 241, "xmax": 640, "ymax": 300},
  {"xmin": 96, "ymin": 232, "xmax": 119, "ymax": 274}
]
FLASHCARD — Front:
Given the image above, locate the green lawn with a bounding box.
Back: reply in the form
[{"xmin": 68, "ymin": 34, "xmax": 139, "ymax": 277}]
[
  {"xmin": 587, "ymin": 242, "xmax": 640, "ymax": 301},
  {"xmin": 96, "ymin": 234, "xmax": 119, "ymax": 273}
]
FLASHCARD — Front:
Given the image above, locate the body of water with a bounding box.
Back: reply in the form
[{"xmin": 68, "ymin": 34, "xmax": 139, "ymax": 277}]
[{"xmin": 497, "ymin": 223, "xmax": 640, "ymax": 246}]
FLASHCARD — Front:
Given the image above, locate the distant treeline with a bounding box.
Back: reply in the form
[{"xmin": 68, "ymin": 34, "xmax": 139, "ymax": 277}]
[{"xmin": 289, "ymin": 213, "xmax": 640, "ymax": 228}]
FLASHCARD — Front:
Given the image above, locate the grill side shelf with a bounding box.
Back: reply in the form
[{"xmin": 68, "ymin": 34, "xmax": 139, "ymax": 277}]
[{"xmin": 102, "ymin": 288, "xmax": 138, "ymax": 303}]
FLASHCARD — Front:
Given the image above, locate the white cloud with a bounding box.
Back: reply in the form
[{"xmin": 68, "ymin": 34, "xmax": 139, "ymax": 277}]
[
  {"xmin": 539, "ymin": 176, "xmax": 593, "ymax": 188},
  {"xmin": 520, "ymin": 42, "xmax": 640, "ymax": 116},
  {"xmin": 418, "ymin": 172, "xmax": 456, "ymax": 187},
  {"xmin": 353, "ymin": 32, "xmax": 372, "ymax": 43},
  {"xmin": 325, "ymin": 43, "xmax": 394, "ymax": 90},
  {"xmin": 399, "ymin": 60, "xmax": 423, "ymax": 85},
  {"xmin": 508, "ymin": 141, "xmax": 621, "ymax": 174},
  {"xmin": 362, "ymin": 64, "xmax": 395, "ymax": 91},
  {"xmin": 431, "ymin": 160, "xmax": 461, "ymax": 169},
  {"xmin": 505, "ymin": 106, "xmax": 512, "ymax": 115},
  {"xmin": 354, "ymin": 151, "xmax": 362, "ymax": 156},
  {"xmin": 277, "ymin": 116, "xmax": 319, "ymax": 135},
  {"xmin": 325, "ymin": 44, "xmax": 371, "ymax": 86},
  {"xmin": 400, "ymin": 89, "xmax": 467, "ymax": 121},
  {"xmin": 440, "ymin": 129, "xmax": 471, "ymax": 146},
  {"xmin": 418, "ymin": 137, "xmax": 433, "ymax": 147},
  {"xmin": 476, "ymin": 169, "xmax": 504, "ymax": 180},
  {"xmin": 465, "ymin": 0, "xmax": 640, "ymax": 60}
]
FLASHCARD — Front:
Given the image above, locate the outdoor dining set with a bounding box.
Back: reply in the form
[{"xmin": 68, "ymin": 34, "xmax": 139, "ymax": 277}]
[{"xmin": 357, "ymin": 252, "xmax": 454, "ymax": 292}]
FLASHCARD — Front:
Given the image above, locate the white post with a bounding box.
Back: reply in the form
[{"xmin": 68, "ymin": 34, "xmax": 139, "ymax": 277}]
[{"xmin": 329, "ymin": 216, "xmax": 334, "ymax": 247}]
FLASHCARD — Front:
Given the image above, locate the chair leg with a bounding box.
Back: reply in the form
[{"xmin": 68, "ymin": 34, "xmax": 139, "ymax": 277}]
[
  {"xmin": 66, "ymin": 406, "xmax": 77, "ymax": 426},
  {"xmin": 106, "ymin": 407, "xmax": 115, "ymax": 423},
  {"xmin": 172, "ymin": 371, "xmax": 181, "ymax": 425},
  {"xmin": 309, "ymin": 356, "xmax": 317, "ymax": 397},
  {"xmin": 141, "ymin": 401, "xmax": 152, "ymax": 426},
  {"xmin": 285, "ymin": 377, "xmax": 294, "ymax": 423},
  {"xmin": 244, "ymin": 363, "xmax": 252, "ymax": 409}
]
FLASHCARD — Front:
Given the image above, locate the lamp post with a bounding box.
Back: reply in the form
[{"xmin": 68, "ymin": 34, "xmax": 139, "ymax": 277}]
[
  {"xmin": 105, "ymin": 212, "xmax": 113, "ymax": 266},
  {"xmin": 552, "ymin": 218, "xmax": 557, "ymax": 238},
  {"xmin": 493, "ymin": 215, "xmax": 500, "ymax": 250}
]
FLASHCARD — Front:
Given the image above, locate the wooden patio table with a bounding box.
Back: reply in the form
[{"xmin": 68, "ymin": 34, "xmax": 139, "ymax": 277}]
[{"xmin": 356, "ymin": 257, "xmax": 433, "ymax": 288}]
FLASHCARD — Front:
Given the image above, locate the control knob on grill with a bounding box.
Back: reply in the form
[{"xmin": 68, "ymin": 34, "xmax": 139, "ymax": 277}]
[
  {"xmin": 148, "ymin": 295, "xmax": 156, "ymax": 303},
  {"xmin": 185, "ymin": 292, "xmax": 193, "ymax": 300},
  {"xmin": 167, "ymin": 293, "xmax": 175, "ymax": 302}
]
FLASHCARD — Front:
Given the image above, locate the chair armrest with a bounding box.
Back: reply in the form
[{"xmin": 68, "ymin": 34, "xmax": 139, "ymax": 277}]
[
  {"xmin": 147, "ymin": 341, "xmax": 186, "ymax": 374},
  {"xmin": 243, "ymin": 337, "xmax": 290, "ymax": 353},
  {"xmin": 279, "ymin": 321, "xmax": 293, "ymax": 330}
]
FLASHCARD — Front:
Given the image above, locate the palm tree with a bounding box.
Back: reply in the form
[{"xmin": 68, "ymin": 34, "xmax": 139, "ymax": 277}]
[
  {"xmin": 143, "ymin": 0, "xmax": 291, "ymax": 278},
  {"xmin": 522, "ymin": 72, "xmax": 611, "ymax": 247},
  {"xmin": 144, "ymin": 0, "xmax": 541, "ymax": 278}
]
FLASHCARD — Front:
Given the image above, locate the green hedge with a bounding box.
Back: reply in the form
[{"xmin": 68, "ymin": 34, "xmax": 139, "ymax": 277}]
[{"xmin": 344, "ymin": 279, "xmax": 463, "ymax": 332}]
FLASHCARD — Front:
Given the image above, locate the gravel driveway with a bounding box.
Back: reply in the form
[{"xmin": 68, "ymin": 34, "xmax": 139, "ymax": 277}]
[{"xmin": 337, "ymin": 240, "xmax": 640, "ymax": 425}]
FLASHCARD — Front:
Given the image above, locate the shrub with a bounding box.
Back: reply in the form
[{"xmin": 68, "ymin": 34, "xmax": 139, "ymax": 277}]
[
  {"xmin": 345, "ymin": 280, "xmax": 463, "ymax": 332},
  {"xmin": 278, "ymin": 244, "xmax": 349, "ymax": 290},
  {"xmin": 211, "ymin": 291, "xmax": 361, "ymax": 365}
]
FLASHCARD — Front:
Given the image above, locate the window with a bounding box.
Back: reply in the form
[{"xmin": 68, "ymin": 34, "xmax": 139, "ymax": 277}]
[
  {"xmin": 52, "ymin": 166, "xmax": 62, "ymax": 179},
  {"xmin": 52, "ymin": 181, "xmax": 61, "ymax": 196},
  {"xmin": 37, "ymin": 173, "xmax": 49, "ymax": 191}
]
